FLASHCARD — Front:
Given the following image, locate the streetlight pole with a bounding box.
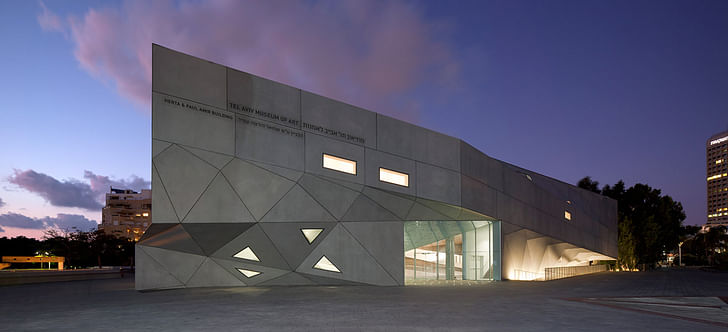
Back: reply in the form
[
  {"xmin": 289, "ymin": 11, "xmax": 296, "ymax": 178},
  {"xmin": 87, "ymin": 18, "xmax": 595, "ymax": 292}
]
[{"xmin": 678, "ymin": 241, "xmax": 683, "ymax": 267}]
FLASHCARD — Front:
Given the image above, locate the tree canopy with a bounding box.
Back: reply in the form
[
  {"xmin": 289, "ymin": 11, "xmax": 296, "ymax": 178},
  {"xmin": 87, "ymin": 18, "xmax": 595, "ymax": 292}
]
[{"xmin": 578, "ymin": 177, "xmax": 685, "ymax": 270}]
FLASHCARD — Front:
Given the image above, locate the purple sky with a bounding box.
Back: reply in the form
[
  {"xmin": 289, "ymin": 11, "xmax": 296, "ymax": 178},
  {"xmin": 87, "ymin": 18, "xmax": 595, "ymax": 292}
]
[{"xmin": 1, "ymin": 0, "xmax": 727, "ymax": 238}]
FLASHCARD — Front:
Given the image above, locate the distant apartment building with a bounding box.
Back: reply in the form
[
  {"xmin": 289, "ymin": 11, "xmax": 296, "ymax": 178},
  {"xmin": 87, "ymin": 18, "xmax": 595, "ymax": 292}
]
[
  {"xmin": 99, "ymin": 188, "xmax": 152, "ymax": 241},
  {"xmin": 707, "ymin": 130, "xmax": 728, "ymax": 226}
]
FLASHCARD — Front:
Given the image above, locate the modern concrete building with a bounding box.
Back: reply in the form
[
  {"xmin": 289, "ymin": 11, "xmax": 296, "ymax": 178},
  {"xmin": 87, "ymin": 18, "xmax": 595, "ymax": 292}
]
[
  {"xmin": 99, "ymin": 188, "xmax": 151, "ymax": 241},
  {"xmin": 707, "ymin": 130, "xmax": 728, "ymax": 226},
  {"xmin": 136, "ymin": 45, "xmax": 617, "ymax": 290}
]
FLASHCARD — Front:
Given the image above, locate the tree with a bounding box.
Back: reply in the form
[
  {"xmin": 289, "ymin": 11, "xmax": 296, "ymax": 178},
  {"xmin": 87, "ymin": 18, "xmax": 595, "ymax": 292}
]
[
  {"xmin": 577, "ymin": 177, "xmax": 685, "ymax": 269},
  {"xmin": 577, "ymin": 176, "xmax": 600, "ymax": 193}
]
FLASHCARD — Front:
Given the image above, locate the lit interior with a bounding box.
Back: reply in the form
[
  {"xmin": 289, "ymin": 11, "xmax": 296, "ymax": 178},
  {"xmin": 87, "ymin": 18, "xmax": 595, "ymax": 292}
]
[
  {"xmin": 564, "ymin": 211, "xmax": 572, "ymax": 220},
  {"xmin": 379, "ymin": 167, "xmax": 409, "ymax": 187},
  {"xmin": 313, "ymin": 255, "xmax": 341, "ymax": 273},
  {"xmin": 404, "ymin": 220, "xmax": 498, "ymax": 282},
  {"xmin": 322, "ymin": 154, "xmax": 356, "ymax": 175},
  {"xmin": 233, "ymin": 246, "xmax": 260, "ymax": 261},
  {"xmin": 236, "ymin": 268, "xmax": 261, "ymax": 278},
  {"xmin": 301, "ymin": 228, "xmax": 324, "ymax": 244}
]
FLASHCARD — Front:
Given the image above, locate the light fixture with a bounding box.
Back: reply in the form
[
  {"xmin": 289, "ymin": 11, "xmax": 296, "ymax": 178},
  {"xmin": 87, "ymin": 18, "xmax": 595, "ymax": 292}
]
[
  {"xmin": 233, "ymin": 246, "xmax": 260, "ymax": 261},
  {"xmin": 237, "ymin": 268, "xmax": 261, "ymax": 278},
  {"xmin": 564, "ymin": 211, "xmax": 572, "ymax": 221},
  {"xmin": 313, "ymin": 255, "xmax": 340, "ymax": 273},
  {"xmin": 301, "ymin": 228, "xmax": 323, "ymax": 244},
  {"xmin": 379, "ymin": 167, "xmax": 409, "ymax": 187},
  {"xmin": 322, "ymin": 154, "xmax": 356, "ymax": 175}
]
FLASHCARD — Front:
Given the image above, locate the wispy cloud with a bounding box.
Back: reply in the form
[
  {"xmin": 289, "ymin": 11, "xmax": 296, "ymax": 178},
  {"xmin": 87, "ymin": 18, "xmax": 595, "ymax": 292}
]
[
  {"xmin": 7, "ymin": 169, "xmax": 149, "ymax": 210},
  {"xmin": 38, "ymin": 0, "xmax": 458, "ymax": 121},
  {"xmin": 0, "ymin": 212, "xmax": 97, "ymax": 233},
  {"xmin": 0, "ymin": 197, "xmax": 5, "ymax": 208},
  {"xmin": 37, "ymin": 1, "xmax": 65, "ymax": 34}
]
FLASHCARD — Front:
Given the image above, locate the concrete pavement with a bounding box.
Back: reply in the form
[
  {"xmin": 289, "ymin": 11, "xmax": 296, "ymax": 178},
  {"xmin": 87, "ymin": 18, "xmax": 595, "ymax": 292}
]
[{"xmin": 0, "ymin": 269, "xmax": 726, "ymax": 331}]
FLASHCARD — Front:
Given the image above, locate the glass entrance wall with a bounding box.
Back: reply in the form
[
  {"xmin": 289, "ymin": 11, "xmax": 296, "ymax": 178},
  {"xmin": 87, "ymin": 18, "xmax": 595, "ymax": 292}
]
[{"xmin": 404, "ymin": 220, "xmax": 500, "ymax": 283}]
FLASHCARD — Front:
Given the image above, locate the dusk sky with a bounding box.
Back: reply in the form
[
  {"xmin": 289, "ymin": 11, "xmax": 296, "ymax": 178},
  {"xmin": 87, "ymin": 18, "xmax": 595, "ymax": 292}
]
[{"xmin": 1, "ymin": 0, "xmax": 727, "ymax": 238}]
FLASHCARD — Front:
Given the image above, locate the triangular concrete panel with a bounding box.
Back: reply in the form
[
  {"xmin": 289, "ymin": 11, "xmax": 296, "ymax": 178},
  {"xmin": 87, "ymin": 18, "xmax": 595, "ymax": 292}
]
[
  {"xmin": 315, "ymin": 174, "xmax": 363, "ymax": 192},
  {"xmin": 405, "ymin": 202, "xmax": 450, "ymax": 221},
  {"xmin": 137, "ymin": 224, "xmax": 204, "ymax": 255},
  {"xmin": 135, "ymin": 246, "xmax": 184, "ymax": 290},
  {"xmin": 457, "ymin": 207, "xmax": 495, "ymax": 221},
  {"xmin": 186, "ymin": 257, "xmax": 247, "ymax": 287},
  {"xmin": 182, "ymin": 223, "xmax": 254, "ymax": 256},
  {"xmin": 362, "ymin": 187, "xmax": 415, "ymax": 220},
  {"xmin": 259, "ymin": 222, "xmax": 336, "ymax": 269},
  {"xmin": 212, "ymin": 224, "xmax": 291, "ymax": 270},
  {"xmin": 211, "ymin": 257, "xmax": 290, "ymax": 286},
  {"xmin": 341, "ymin": 194, "xmax": 400, "ymax": 222},
  {"xmin": 154, "ymin": 145, "xmax": 219, "ymax": 219},
  {"xmin": 297, "ymin": 273, "xmax": 368, "ymax": 286},
  {"xmin": 152, "ymin": 139, "xmax": 172, "ymax": 158},
  {"xmin": 257, "ymin": 272, "xmax": 315, "ymax": 286},
  {"xmin": 183, "ymin": 173, "xmax": 255, "ymax": 223},
  {"xmin": 139, "ymin": 245, "xmax": 206, "ymax": 285},
  {"xmin": 342, "ymin": 222, "xmax": 404, "ymax": 285},
  {"xmin": 296, "ymin": 224, "xmax": 398, "ymax": 286},
  {"xmin": 417, "ymin": 198, "xmax": 462, "ymax": 220},
  {"xmin": 222, "ymin": 158, "xmax": 295, "ymax": 220},
  {"xmin": 151, "ymin": 165, "xmax": 179, "ymax": 222},
  {"xmin": 298, "ymin": 174, "xmax": 359, "ymax": 219},
  {"xmin": 249, "ymin": 160, "xmax": 303, "ymax": 182},
  {"xmin": 138, "ymin": 223, "xmax": 177, "ymax": 242},
  {"xmin": 261, "ymin": 185, "xmax": 335, "ymax": 222},
  {"xmin": 181, "ymin": 145, "xmax": 234, "ymax": 170}
]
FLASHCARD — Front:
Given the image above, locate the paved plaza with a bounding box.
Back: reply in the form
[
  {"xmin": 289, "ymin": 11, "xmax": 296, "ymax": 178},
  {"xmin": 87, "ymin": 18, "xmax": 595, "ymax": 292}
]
[{"xmin": 1, "ymin": 269, "xmax": 727, "ymax": 331}]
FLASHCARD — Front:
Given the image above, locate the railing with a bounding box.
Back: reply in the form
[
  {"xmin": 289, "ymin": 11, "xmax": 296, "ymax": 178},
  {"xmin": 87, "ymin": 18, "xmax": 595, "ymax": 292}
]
[{"xmin": 544, "ymin": 264, "xmax": 606, "ymax": 281}]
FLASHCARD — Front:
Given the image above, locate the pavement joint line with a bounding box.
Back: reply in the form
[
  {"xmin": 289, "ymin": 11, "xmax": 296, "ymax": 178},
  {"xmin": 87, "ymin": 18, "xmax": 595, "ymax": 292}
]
[{"xmin": 565, "ymin": 297, "xmax": 728, "ymax": 329}]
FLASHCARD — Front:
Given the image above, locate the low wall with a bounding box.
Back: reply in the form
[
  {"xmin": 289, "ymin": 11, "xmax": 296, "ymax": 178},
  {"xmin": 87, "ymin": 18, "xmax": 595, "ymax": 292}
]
[{"xmin": 0, "ymin": 268, "xmax": 127, "ymax": 286}]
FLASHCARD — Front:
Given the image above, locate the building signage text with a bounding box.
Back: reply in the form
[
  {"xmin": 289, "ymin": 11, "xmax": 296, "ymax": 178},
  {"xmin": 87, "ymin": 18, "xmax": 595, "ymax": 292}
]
[
  {"xmin": 163, "ymin": 97, "xmax": 233, "ymax": 120},
  {"xmin": 229, "ymin": 102, "xmax": 366, "ymax": 145}
]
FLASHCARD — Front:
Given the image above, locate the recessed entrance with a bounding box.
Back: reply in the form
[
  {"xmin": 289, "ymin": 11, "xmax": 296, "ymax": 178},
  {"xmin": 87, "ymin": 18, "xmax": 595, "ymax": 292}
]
[{"xmin": 404, "ymin": 220, "xmax": 500, "ymax": 284}]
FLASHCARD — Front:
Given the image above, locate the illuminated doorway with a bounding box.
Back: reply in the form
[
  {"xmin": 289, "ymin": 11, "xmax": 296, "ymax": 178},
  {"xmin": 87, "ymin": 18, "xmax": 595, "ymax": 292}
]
[{"xmin": 404, "ymin": 220, "xmax": 500, "ymax": 283}]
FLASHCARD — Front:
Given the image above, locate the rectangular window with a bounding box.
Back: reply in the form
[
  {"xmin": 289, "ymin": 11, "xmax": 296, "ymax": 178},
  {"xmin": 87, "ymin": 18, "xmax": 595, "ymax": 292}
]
[
  {"xmin": 322, "ymin": 154, "xmax": 356, "ymax": 175},
  {"xmin": 564, "ymin": 211, "xmax": 572, "ymax": 221},
  {"xmin": 379, "ymin": 167, "xmax": 409, "ymax": 187}
]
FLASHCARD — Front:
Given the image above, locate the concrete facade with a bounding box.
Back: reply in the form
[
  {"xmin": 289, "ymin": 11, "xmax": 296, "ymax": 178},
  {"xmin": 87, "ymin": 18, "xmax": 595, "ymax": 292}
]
[
  {"xmin": 137, "ymin": 45, "xmax": 617, "ymax": 290},
  {"xmin": 99, "ymin": 188, "xmax": 151, "ymax": 241}
]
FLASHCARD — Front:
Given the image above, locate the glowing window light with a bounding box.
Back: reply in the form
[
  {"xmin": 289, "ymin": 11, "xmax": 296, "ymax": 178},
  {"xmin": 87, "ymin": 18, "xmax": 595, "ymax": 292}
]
[
  {"xmin": 322, "ymin": 154, "xmax": 356, "ymax": 175},
  {"xmin": 236, "ymin": 268, "xmax": 261, "ymax": 278},
  {"xmin": 313, "ymin": 255, "xmax": 340, "ymax": 273},
  {"xmin": 142, "ymin": 212, "xmax": 149, "ymax": 217},
  {"xmin": 710, "ymin": 135, "xmax": 728, "ymax": 145},
  {"xmin": 301, "ymin": 228, "xmax": 323, "ymax": 244},
  {"xmin": 564, "ymin": 211, "xmax": 572, "ymax": 221},
  {"xmin": 379, "ymin": 167, "xmax": 409, "ymax": 187},
  {"xmin": 717, "ymin": 159, "xmax": 724, "ymax": 164},
  {"xmin": 233, "ymin": 246, "xmax": 260, "ymax": 261},
  {"xmin": 707, "ymin": 173, "xmax": 728, "ymax": 181}
]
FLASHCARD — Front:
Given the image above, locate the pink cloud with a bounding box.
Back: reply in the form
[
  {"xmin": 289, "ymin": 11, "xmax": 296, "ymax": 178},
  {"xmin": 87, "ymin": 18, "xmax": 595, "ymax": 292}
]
[
  {"xmin": 40, "ymin": 0, "xmax": 458, "ymax": 121},
  {"xmin": 37, "ymin": 1, "xmax": 65, "ymax": 33}
]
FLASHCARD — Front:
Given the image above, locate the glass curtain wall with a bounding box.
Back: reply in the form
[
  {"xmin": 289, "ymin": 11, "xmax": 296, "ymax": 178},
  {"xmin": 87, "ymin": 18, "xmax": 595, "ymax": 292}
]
[{"xmin": 404, "ymin": 220, "xmax": 500, "ymax": 282}]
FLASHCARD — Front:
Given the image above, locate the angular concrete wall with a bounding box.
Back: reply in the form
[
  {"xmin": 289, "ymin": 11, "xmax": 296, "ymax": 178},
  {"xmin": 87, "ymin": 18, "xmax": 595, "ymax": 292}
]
[{"xmin": 138, "ymin": 44, "xmax": 617, "ymax": 290}]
